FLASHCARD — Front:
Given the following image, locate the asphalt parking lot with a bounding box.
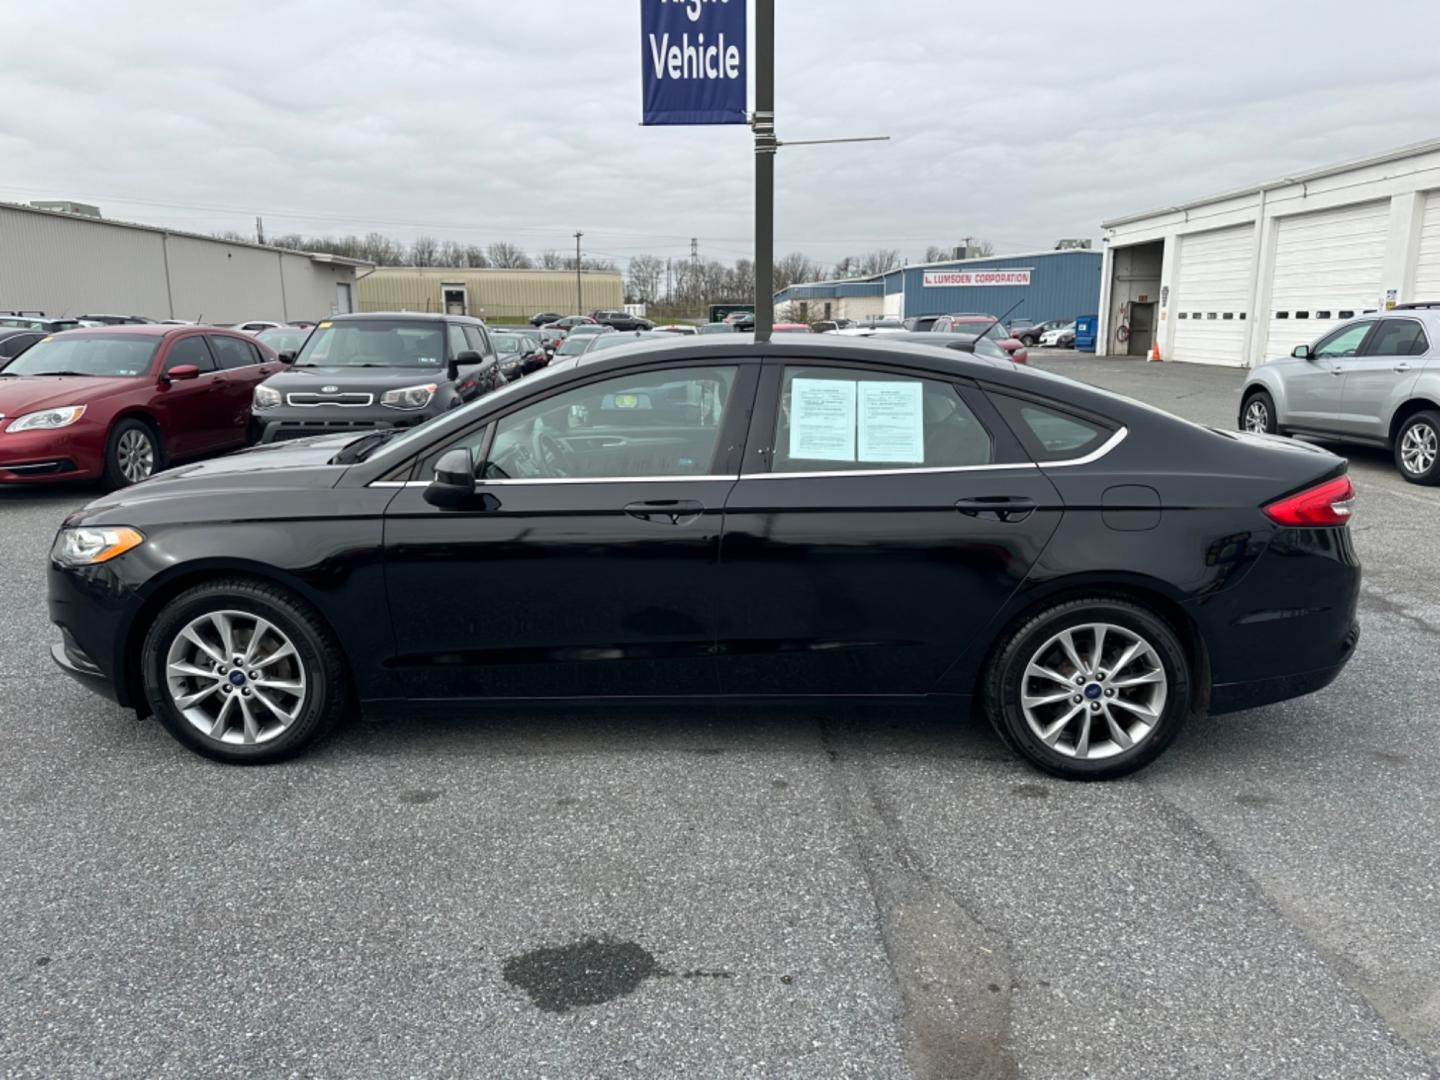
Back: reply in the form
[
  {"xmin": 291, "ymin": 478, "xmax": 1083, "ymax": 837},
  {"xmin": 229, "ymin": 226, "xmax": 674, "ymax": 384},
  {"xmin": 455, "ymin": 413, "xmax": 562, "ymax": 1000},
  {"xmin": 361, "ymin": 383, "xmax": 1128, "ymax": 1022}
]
[{"xmin": 3, "ymin": 355, "xmax": 1440, "ymax": 1080}]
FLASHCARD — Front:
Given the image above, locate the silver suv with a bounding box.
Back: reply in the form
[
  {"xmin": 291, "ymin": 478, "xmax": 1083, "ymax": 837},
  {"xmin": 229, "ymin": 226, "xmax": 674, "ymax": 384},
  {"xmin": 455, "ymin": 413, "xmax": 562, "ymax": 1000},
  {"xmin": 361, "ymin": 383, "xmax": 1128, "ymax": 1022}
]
[{"xmin": 1240, "ymin": 304, "xmax": 1440, "ymax": 484}]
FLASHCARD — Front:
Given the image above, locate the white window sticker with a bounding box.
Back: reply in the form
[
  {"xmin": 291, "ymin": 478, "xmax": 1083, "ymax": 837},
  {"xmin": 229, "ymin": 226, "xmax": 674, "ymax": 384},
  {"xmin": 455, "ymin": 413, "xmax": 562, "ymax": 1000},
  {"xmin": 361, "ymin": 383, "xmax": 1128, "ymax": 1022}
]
[
  {"xmin": 790, "ymin": 378, "xmax": 856, "ymax": 461},
  {"xmin": 858, "ymin": 381, "xmax": 924, "ymax": 463}
]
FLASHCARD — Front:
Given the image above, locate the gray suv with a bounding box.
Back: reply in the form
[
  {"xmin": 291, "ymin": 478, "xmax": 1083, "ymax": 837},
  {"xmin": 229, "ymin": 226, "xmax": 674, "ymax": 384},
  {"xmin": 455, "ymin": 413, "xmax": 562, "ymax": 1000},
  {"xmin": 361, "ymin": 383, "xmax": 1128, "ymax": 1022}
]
[{"xmin": 1240, "ymin": 304, "xmax": 1440, "ymax": 484}]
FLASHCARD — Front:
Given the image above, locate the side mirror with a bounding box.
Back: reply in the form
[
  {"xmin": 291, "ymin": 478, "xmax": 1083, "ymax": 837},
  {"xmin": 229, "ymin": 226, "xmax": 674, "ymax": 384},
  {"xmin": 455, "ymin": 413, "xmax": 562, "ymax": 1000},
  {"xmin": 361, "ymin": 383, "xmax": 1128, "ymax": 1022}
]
[
  {"xmin": 1292, "ymin": 344, "xmax": 1312, "ymax": 360},
  {"xmin": 278, "ymin": 350, "xmax": 296, "ymax": 364},
  {"xmin": 165, "ymin": 364, "xmax": 200, "ymax": 382},
  {"xmin": 455, "ymin": 349, "xmax": 483, "ymax": 365},
  {"xmin": 424, "ymin": 448, "xmax": 477, "ymax": 508}
]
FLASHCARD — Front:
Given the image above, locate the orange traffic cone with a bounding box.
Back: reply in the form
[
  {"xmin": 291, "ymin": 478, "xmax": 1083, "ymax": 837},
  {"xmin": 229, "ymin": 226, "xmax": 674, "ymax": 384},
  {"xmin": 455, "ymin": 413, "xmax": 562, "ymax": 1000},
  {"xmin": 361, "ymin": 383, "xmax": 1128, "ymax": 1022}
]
[{"xmin": 1149, "ymin": 339, "xmax": 1162, "ymax": 362}]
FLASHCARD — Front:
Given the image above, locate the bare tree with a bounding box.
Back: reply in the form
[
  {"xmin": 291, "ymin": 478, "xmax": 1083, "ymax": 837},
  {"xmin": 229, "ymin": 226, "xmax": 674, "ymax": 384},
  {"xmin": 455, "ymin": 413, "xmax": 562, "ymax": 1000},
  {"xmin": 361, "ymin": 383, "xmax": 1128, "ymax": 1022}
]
[
  {"xmin": 728, "ymin": 258, "xmax": 755, "ymax": 302},
  {"xmin": 773, "ymin": 252, "xmax": 823, "ymax": 293},
  {"xmin": 858, "ymin": 249, "xmax": 902, "ymax": 276},
  {"xmin": 488, "ymin": 241, "xmax": 532, "ymax": 269},
  {"xmin": 463, "ymin": 244, "xmax": 490, "ymax": 268},
  {"xmin": 924, "ymin": 245, "xmax": 950, "ymax": 263},
  {"xmin": 409, "ymin": 235, "xmax": 440, "ymax": 267},
  {"xmin": 832, "ymin": 255, "xmax": 862, "ymax": 279},
  {"xmin": 536, "ymin": 250, "xmax": 565, "ymax": 270}
]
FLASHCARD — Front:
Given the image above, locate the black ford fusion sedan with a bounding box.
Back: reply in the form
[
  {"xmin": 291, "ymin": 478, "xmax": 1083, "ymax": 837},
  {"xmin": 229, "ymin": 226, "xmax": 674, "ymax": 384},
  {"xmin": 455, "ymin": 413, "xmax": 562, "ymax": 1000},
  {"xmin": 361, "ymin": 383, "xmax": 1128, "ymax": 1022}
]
[{"xmin": 48, "ymin": 337, "xmax": 1360, "ymax": 779}]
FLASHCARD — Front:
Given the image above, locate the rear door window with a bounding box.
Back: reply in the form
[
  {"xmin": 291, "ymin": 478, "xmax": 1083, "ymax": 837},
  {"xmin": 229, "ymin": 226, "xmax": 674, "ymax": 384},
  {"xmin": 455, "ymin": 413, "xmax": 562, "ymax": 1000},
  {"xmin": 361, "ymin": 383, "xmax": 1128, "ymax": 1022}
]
[
  {"xmin": 772, "ymin": 365, "xmax": 992, "ymax": 472},
  {"xmin": 208, "ymin": 335, "xmax": 262, "ymax": 369},
  {"xmin": 1364, "ymin": 319, "xmax": 1429, "ymax": 357},
  {"xmin": 447, "ymin": 324, "xmax": 470, "ymax": 359}
]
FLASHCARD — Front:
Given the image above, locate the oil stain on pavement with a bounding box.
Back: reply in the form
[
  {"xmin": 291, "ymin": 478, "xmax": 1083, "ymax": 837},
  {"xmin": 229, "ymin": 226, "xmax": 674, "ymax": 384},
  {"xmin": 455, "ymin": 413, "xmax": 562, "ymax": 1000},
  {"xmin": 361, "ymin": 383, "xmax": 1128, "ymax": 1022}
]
[{"xmin": 502, "ymin": 937, "xmax": 667, "ymax": 1013}]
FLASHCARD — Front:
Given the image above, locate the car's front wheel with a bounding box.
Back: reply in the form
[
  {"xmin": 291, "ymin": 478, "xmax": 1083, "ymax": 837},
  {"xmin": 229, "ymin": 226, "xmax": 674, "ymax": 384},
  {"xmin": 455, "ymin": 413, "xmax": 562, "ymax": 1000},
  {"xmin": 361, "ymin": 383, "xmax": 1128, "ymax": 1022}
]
[
  {"xmin": 984, "ymin": 598, "xmax": 1192, "ymax": 780},
  {"xmin": 1395, "ymin": 410, "xmax": 1440, "ymax": 485},
  {"xmin": 1241, "ymin": 389, "xmax": 1278, "ymax": 435},
  {"xmin": 104, "ymin": 418, "xmax": 161, "ymax": 488},
  {"xmin": 141, "ymin": 578, "xmax": 350, "ymax": 763}
]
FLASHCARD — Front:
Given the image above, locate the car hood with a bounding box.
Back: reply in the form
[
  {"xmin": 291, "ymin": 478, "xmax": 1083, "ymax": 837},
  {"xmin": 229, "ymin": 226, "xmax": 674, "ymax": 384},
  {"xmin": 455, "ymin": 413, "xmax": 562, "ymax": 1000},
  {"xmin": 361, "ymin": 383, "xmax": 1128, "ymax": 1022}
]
[
  {"xmin": 265, "ymin": 366, "xmax": 449, "ymax": 391},
  {"xmin": 0, "ymin": 375, "xmax": 141, "ymax": 418}
]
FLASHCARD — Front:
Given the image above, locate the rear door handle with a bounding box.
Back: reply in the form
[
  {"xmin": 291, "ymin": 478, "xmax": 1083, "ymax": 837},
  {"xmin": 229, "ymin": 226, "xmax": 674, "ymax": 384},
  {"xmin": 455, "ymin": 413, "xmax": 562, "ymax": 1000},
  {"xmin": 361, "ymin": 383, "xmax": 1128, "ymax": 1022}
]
[
  {"xmin": 1393, "ymin": 362, "xmax": 1413, "ymax": 373},
  {"xmin": 954, "ymin": 496, "xmax": 1038, "ymax": 522},
  {"xmin": 624, "ymin": 499, "xmax": 705, "ymax": 525}
]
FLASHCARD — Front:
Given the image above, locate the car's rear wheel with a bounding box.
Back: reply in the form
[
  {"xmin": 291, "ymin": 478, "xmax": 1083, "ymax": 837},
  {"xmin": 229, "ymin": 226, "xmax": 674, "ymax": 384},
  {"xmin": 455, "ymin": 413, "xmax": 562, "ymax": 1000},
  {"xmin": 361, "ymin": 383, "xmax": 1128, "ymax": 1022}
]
[
  {"xmin": 141, "ymin": 578, "xmax": 350, "ymax": 764},
  {"xmin": 1395, "ymin": 410, "xmax": 1440, "ymax": 485},
  {"xmin": 104, "ymin": 418, "xmax": 161, "ymax": 488},
  {"xmin": 1241, "ymin": 389, "xmax": 1278, "ymax": 435},
  {"xmin": 984, "ymin": 599, "xmax": 1192, "ymax": 780}
]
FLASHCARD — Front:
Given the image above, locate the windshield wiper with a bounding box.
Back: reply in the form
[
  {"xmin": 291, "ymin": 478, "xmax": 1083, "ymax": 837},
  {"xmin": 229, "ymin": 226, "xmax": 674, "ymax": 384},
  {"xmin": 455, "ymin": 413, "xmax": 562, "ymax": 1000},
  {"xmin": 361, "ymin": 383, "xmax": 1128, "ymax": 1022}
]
[
  {"xmin": 334, "ymin": 428, "xmax": 404, "ymax": 464},
  {"xmin": 24, "ymin": 370, "xmax": 90, "ymax": 377}
]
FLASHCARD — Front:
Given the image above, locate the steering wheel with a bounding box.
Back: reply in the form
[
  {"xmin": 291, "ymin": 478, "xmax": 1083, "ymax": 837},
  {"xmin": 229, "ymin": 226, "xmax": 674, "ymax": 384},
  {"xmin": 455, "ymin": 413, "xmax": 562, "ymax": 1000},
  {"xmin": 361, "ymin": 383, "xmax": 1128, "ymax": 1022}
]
[{"xmin": 531, "ymin": 425, "xmax": 575, "ymax": 478}]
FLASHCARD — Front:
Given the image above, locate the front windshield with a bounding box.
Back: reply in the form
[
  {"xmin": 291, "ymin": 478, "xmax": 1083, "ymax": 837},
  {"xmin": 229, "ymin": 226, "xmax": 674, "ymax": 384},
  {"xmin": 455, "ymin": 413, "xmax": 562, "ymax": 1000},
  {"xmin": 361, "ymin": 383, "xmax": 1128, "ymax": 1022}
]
[
  {"xmin": 256, "ymin": 328, "xmax": 309, "ymax": 353},
  {"xmin": 2, "ymin": 334, "xmax": 159, "ymax": 377},
  {"xmin": 494, "ymin": 336, "xmax": 525, "ymax": 355},
  {"xmin": 699, "ymin": 323, "xmax": 734, "ymax": 334},
  {"xmin": 295, "ymin": 320, "xmax": 445, "ymax": 369}
]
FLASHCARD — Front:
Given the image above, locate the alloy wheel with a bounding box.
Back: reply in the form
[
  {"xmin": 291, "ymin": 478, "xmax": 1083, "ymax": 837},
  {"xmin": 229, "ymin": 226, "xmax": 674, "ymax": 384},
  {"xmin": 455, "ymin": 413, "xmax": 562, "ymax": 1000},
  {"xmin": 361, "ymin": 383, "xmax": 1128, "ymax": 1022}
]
[
  {"xmin": 1019, "ymin": 622, "xmax": 1168, "ymax": 760},
  {"xmin": 1400, "ymin": 421, "xmax": 1437, "ymax": 476},
  {"xmin": 164, "ymin": 610, "xmax": 308, "ymax": 745},
  {"xmin": 1244, "ymin": 399, "xmax": 1270, "ymax": 434},
  {"xmin": 117, "ymin": 428, "xmax": 155, "ymax": 482}
]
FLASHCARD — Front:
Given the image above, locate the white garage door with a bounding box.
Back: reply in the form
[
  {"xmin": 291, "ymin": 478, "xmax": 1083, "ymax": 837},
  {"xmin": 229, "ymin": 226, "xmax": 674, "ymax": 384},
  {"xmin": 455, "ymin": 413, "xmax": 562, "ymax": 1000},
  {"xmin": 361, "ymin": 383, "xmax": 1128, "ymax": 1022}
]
[
  {"xmin": 1170, "ymin": 225, "xmax": 1254, "ymax": 366},
  {"xmin": 1264, "ymin": 200, "xmax": 1389, "ymax": 360},
  {"xmin": 1411, "ymin": 191, "xmax": 1440, "ymax": 300}
]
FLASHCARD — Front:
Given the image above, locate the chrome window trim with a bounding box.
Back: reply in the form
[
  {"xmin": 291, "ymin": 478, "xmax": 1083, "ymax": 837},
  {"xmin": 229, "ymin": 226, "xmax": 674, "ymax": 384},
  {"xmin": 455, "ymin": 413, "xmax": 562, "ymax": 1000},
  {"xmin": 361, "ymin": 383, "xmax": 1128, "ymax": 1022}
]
[
  {"xmin": 366, "ymin": 429, "xmax": 1128, "ymax": 489},
  {"xmin": 746, "ymin": 462, "xmax": 1037, "ymax": 480},
  {"xmin": 1039, "ymin": 426, "xmax": 1128, "ymax": 467}
]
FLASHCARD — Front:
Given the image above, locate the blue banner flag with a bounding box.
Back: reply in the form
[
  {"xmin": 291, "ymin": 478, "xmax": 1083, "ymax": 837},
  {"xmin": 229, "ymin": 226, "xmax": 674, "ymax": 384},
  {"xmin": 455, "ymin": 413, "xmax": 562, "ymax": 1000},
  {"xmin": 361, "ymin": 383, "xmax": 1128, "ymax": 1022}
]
[{"xmin": 641, "ymin": 0, "xmax": 747, "ymax": 126}]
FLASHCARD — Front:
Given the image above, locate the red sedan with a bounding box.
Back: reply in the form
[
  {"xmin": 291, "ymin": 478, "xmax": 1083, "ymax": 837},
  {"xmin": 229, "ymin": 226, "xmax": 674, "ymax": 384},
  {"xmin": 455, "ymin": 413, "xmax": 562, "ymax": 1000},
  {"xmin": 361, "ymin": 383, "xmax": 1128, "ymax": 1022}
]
[{"xmin": 0, "ymin": 325, "xmax": 281, "ymax": 487}]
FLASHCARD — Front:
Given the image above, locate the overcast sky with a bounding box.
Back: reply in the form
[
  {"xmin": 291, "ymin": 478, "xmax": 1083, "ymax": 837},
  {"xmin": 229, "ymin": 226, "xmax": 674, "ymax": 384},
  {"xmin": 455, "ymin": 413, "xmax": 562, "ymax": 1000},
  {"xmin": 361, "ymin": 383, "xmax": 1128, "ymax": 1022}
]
[{"xmin": 3, "ymin": 0, "xmax": 1438, "ymax": 270}]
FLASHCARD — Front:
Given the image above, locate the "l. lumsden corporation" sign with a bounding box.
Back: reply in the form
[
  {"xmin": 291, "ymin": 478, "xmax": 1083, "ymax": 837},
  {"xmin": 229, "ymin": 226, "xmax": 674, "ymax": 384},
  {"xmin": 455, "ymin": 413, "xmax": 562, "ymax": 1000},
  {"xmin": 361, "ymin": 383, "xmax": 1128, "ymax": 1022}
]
[{"xmin": 922, "ymin": 269, "xmax": 1032, "ymax": 287}]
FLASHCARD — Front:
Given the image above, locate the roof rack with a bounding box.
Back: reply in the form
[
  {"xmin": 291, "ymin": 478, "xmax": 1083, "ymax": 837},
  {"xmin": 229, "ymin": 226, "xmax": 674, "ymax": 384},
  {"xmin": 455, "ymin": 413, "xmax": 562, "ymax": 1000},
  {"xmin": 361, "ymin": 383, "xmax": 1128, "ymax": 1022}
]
[{"xmin": 1394, "ymin": 302, "xmax": 1440, "ymax": 310}]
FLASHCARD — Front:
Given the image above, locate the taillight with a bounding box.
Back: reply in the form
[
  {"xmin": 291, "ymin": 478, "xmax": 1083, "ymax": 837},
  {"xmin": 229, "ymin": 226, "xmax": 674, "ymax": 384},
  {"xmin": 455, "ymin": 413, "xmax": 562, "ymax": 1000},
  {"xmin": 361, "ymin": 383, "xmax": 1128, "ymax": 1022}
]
[{"xmin": 1263, "ymin": 475, "xmax": 1354, "ymax": 527}]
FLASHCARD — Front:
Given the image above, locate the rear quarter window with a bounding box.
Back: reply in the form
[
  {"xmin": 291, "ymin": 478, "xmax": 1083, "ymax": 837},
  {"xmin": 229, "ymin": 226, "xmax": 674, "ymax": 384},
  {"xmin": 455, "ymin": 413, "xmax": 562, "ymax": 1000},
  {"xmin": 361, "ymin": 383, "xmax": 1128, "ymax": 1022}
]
[{"xmin": 989, "ymin": 392, "xmax": 1115, "ymax": 462}]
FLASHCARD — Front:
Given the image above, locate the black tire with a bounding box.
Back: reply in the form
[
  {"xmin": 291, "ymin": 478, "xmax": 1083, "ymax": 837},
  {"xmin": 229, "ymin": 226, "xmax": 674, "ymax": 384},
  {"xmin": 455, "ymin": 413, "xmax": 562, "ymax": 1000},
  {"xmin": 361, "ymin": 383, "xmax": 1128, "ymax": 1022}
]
[
  {"xmin": 103, "ymin": 418, "xmax": 162, "ymax": 489},
  {"xmin": 983, "ymin": 598, "xmax": 1192, "ymax": 780},
  {"xmin": 1240, "ymin": 389, "xmax": 1279, "ymax": 435},
  {"xmin": 1394, "ymin": 409, "xmax": 1440, "ymax": 485},
  {"xmin": 140, "ymin": 578, "xmax": 351, "ymax": 764}
]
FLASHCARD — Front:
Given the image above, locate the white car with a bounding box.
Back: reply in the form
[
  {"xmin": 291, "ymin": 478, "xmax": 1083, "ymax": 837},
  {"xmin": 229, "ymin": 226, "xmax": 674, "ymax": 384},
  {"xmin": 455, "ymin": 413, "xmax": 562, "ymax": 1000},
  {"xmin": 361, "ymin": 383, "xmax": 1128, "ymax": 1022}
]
[
  {"xmin": 233, "ymin": 320, "xmax": 285, "ymax": 335},
  {"xmin": 1040, "ymin": 322, "xmax": 1077, "ymax": 347},
  {"xmin": 833, "ymin": 319, "xmax": 907, "ymax": 337}
]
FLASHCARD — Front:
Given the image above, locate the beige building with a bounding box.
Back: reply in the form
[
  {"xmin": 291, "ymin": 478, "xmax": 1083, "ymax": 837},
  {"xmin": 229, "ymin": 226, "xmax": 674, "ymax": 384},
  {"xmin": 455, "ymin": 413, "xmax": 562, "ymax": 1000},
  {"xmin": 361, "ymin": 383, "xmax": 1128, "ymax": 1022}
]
[
  {"xmin": 357, "ymin": 267, "xmax": 624, "ymax": 322},
  {"xmin": 0, "ymin": 201, "xmax": 367, "ymax": 322}
]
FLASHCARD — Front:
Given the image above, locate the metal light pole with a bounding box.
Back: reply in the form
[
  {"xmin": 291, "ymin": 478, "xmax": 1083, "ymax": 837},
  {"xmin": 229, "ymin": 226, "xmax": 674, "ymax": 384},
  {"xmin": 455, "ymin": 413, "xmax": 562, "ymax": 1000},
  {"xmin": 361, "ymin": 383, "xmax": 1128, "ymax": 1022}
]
[
  {"xmin": 753, "ymin": 0, "xmax": 775, "ymax": 343},
  {"xmin": 574, "ymin": 230, "xmax": 584, "ymax": 314}
]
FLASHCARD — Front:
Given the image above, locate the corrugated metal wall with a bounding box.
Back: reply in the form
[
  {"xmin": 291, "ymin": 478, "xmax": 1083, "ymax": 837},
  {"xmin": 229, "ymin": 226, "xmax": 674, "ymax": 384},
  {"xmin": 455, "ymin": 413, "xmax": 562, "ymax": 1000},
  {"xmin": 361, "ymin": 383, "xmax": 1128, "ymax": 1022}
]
[
  {"xmin": 0, "ymin": 205, "xmax": 171, "ymax": 317},
  {"xmin": 0, "ymin": 204, "xmax": 358, "ymax": 323},
  {"xmin": 357, "ymin": 268, "xmax": 624, "ymax": 320},
  {"xmin": 902, "ymin": 252, "xmax": 1102, "ymax": 322}
]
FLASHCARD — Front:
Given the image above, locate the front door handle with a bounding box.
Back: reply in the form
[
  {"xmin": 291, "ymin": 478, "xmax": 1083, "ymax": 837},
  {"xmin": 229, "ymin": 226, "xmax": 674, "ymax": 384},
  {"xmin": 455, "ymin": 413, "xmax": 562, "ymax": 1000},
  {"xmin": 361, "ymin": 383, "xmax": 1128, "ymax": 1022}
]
[
  {"xmin": 1329, "ymin": 365, "xmax": 1344, "ymax": 376},
  {"xmin": 624, "ymin": 499, "xmax": 705, "ymax": 525},
  {"xmin": 955, "ymin": 496, "xmax": 1038, "ymax": 522},
  {"xmin": 1393, "ymin": 362, "xmax": 1413, "ymax": 373}
]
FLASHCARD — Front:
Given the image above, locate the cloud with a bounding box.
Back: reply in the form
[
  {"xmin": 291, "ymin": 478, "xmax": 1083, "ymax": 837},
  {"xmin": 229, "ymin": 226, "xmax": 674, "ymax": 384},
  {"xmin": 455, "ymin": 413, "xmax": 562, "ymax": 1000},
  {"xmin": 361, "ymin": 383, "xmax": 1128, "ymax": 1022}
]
[{"xmin": 2, "ymin": 0, "xmax": 1437, "ymax": 269}]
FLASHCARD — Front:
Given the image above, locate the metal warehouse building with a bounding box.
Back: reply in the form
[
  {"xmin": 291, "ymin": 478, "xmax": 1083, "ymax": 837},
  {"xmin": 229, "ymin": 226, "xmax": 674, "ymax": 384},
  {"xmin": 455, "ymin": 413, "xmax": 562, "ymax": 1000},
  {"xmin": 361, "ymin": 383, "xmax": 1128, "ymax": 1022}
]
[
  {"xmin": 1100, "ymin": 138, "xmax": 1440, "ymax": 367},
  {"xmin": 357, "ymin": 267, "xmax": 625, "ymax": 322},
  {"xmin": 775, "ymin": 249, "xmax": 1101, "ymax": 327},
  {"xmin": 0, "ymin": 202, "xmax": 367, "ymax": 322}
]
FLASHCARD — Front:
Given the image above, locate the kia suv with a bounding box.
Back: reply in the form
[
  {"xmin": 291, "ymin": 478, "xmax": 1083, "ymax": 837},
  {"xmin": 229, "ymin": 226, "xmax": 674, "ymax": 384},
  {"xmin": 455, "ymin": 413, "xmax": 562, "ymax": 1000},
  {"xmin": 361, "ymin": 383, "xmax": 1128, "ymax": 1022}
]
[{"xmin": 252, "ymin": 313, "xmax": 503, "ymax": 443}]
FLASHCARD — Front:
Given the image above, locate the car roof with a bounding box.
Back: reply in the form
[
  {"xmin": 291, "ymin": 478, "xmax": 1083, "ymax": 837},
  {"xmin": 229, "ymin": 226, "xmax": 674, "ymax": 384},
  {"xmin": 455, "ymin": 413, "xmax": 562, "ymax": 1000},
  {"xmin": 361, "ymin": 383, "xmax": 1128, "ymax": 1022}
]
[{"xmin": 329, "ymin": 311, "xmax": 480, "ymax": 325}]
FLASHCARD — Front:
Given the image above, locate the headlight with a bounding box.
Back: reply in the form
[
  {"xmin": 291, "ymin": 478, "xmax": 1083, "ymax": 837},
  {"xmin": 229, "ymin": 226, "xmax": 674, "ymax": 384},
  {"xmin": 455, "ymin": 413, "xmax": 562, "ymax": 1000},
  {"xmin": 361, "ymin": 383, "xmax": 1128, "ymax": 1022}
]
[
  {"xmin": 7, "ymin": 405, "xmax": 87, "ymax": 433},
  {"xmin": 253, "ymin": 385, "xmax": 282, "ymax": 410},
  {"xmin": 52, "ymin": 526, "xmax": 145, "ymax": 567},
  {"xmin": 380, "ymin": 383, "xmax": 437, "ymax": 410}
]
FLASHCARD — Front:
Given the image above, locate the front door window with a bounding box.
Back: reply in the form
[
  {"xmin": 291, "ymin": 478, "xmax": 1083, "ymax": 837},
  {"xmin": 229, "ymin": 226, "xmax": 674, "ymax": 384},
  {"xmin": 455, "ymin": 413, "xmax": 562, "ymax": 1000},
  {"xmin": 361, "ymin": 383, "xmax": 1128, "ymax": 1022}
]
[{"xmin": 1313, "ymin": 322, "xmax": 1373, "ymax": 360}]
